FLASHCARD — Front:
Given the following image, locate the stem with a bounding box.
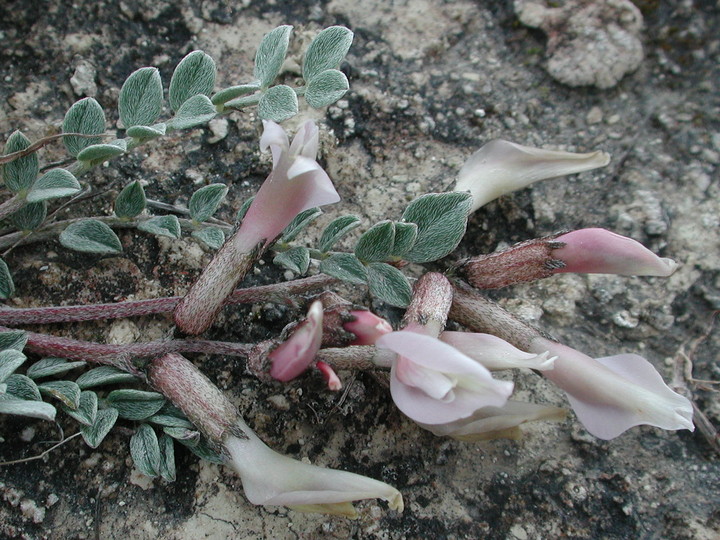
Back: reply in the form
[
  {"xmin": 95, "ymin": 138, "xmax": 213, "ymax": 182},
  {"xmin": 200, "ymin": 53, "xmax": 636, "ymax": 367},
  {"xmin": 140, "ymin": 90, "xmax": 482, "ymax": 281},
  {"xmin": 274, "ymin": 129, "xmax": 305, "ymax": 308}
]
[
  {"xmin": 2, "ymin": 324, "xmax": 252, "ymax": 372},
  {"xmin": 0, "ymin": 274, "xmax": 337, "ymax": 325},
  {"xmin": 402, "ymin": 272, "xmax": 453, "ymax": 337},
  {"xmin": 315, "ymin": 346, "xmax": 393, "ymax": 371}
]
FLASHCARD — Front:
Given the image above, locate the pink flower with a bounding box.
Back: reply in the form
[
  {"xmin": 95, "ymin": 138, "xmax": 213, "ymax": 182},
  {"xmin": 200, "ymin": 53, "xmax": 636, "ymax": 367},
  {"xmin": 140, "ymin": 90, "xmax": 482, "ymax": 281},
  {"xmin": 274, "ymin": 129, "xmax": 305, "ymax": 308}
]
[
  {"xmin": 530, "ymin": 337, "xmax": 694, "ymax": 440},
  {"xmin": 269, "ymin": 300, "xmax": 324, "ymax": 381},
  {"xmin": 174, "ymin": 121, "xmax": 340, "ymax": 334},
  {"xmin": 376, "ymin": 331, "xmax": 513, "ymax": 425},
  {"xmin": 455, "ymin": 140, "xmax": 610, "ymax": 212},
  {"xmin": 553, "ymin": 228, "xmax": 677, "ymax": 276},
  {"xmin": 343, "ymin": 310, "xmax": 393, "ymax": 345},
  {"xmin": 439, "ymin": 331, "xmax": 555, "ymax": 371}
]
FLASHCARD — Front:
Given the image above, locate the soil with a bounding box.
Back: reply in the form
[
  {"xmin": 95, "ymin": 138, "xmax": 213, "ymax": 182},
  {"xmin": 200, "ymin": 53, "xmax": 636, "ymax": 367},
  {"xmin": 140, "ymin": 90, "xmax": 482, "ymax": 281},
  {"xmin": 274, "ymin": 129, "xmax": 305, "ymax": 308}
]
[{"xmin": 0, "ymin": 1, "xmax": 718, "ymax": 539}]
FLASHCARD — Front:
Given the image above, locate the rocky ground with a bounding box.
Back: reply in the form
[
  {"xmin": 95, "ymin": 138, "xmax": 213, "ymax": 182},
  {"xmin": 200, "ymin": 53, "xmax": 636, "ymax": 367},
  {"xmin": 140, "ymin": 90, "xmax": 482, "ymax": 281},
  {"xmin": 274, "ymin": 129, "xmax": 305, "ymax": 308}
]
[{"xmin": 0, "ymin": 1, "xmax": 718, "ymax": 539}]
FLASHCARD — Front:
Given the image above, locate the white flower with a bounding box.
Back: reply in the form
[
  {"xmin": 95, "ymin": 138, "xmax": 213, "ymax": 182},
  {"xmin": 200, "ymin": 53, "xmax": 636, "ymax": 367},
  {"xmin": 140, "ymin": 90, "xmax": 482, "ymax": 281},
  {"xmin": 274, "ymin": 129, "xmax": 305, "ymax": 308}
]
[
  {"xmin": 455, "ymin": 139, "xmax": 610, "ymax": 212},
  {"xmin": 439, "ymin": 331, "xmax": 555, "ymax": 371},
  {"xmin": 376, "ymin": 331, "xmax": 513, "ymax": 425}
]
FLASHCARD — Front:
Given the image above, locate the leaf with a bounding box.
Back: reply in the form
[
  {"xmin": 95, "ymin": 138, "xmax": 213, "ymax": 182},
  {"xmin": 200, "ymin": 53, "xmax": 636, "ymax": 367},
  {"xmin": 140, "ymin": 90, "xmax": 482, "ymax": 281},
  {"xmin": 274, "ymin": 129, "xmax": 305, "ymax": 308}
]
[
  {"xmin": 163, "ymin": 426, "xmax": 200, "ymax": 444},
  {"xmin": 60, "ymin": 219, "xmax": 123, "ymax": 254},
  {"xmin": 180, "ymin": 436, "xmax": 224, "ymax": 464},
  {"xmin": 61, "ymin": 390, "xmax": 98, "ymax": 426},
  {"xmin": 169, "ymin": 50, "xmax": 217, "ymax": 112},
  {"xmin": 0, "ymin": 258, "xmax": 14, "ymax": 299},
  {"xmin": 211, "ymin": 84, "xmax": 260, "ymax": 107},
  {"xmin": 11, "ymin": 201, "xmax": 47, "ymax": 231},
  {"xmin": 168, "ymin": 94, "xmax": 217, "ymax": 130},
  {"xmin": 137, "ymin": 215, "xmax": 181, "ymax": 239},
  {"xmin": 0, "ymin": 330, "xmax": 27, "ymax": 352},
  {"xmin": 281, "ymin": 207, "xmax": 322, "ymax": 243},
  {"xmin": 26, "ymin": 168, "xmax": 81, "ymax": 203},
  {"xmin": 257, "ymin": 85, "xmax": 298, "ymax": 122},
  {"xmin": 38, "ymin": 380, "xmax": 81, "ymax": 409},
  {"xmin": 401, "ymin": 192, "xmax": 472, "ymax": 263},
  {"xmin": 319, "ymin": 253, "xmax": 367, "ymax": 284},
  {"xmin": 76, "ymin": 366, "xmax": 138, "ymax": 389},
  {"xmin": 62, "ymin": 98, "xmax": 106, "ymax": 157},
  {"xmin": 305, "ymin": 69, "xmax": 349, "ymax": 108},
  {"xmin": 191, "ymin": 227, "xmax": 225, "ymax": 250},
  {"xmin": 130, "ymin": 424, "xmax": 161, "ymax": 478},
  {"xmin": 26, "ymin": 357, "xmax": 86, "ymax": 379},
  {"xmin": 4, "ymin": 374, "xmax": 41, "ymax": 401},
  {"xmin": 254, "ymin": 25, "xmax": 293, "ymax": 88},
  {"xmin": 76, "ymin": 139, "xmax": 127, "ymax": 163},
  {"xmin": 106, "ymin": 389, "xmax": 165, "ymax": 420},
  {"xmin": 355, "ymin": 220, "xmax": 395, "ymax": 262},
  {"xmin": 146, "ymin": 414, "xmax": 194, "ymax": 429},
  {"xmin": 318, "ymin": 215, "xmax": 361, "ymax": 252},
  {"xmin": 189, "ymin": 183, "xmax": 228, "ymax": 223},
  {"xmin": 366, "ymin": 262, "xmax": 412, "ymax": 307},
  {"xmin": 119, "ymin": 67, "xmax": 164, "ymax": 128},
  {"xmin": 126, "ymin": 123, "xmax": 166, "ymax": 140},
  {"xmin": 236, "ymin": 196, "xmax": 254, "ymax": 223},
  {"xmin": 3, "ymin": 130, "xmax": 38, "ymax": 193},
  {"xmin": 303, "ymin": 26, "xmax": 354, "ymax": 83},
  {"xmin": 115, "ymin": 180, "xmax": 147, "ymax": 218},
  {"xmin": 158, "ymin": 434, "xmax": 177, "ymax": 482},
  {"xmin": 80, "ymin": 407, "xmax": 118, "ymax": 448},
  {"xmin": 391, "ymin": 221, "xmax": 418, "ymax": 257},
  {"xmin": 273, "ymin": 247, "xmax": 310, "ymax": 275},
  {"xmin": 0, "ymin": 349, "xmax": 26, "ymax": 384},
  {"xmin": 0, "ymin": 395, "xmax": 56, "ymax": 422}
]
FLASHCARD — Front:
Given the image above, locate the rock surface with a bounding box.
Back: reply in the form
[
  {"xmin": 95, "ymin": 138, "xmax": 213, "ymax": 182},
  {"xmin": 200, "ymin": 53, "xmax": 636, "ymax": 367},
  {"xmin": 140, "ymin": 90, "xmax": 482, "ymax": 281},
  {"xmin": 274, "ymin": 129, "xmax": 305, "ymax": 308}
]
[{"xmin": 1, "ymin": 1, "xmax": 718, "ymax": 539}]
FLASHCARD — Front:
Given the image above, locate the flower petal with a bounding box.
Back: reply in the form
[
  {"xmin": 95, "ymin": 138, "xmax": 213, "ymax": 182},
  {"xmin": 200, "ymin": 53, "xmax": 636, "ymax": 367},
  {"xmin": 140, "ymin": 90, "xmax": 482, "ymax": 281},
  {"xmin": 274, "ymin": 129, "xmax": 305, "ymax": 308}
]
[
  {"xmin": 260, "ymin": 120, "xmax": 290, "ymax": 169},
  {"xmin": 269, "ymin": 301, "xmax": 324, "ymax": 381},
  {"xmin": 456, "ymin": 140, "xmax": 610, "ymax": 212},
  {"xmin": 440, "ymin": 331, "xmax": 555, "ymax": 371}
]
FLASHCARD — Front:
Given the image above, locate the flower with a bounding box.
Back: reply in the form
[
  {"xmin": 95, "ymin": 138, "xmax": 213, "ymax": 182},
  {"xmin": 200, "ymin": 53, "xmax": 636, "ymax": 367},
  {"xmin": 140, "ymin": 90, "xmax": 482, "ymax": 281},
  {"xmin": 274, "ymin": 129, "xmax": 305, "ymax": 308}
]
[
  {"xmin": 417, "ymin": 400, "xmax": 566, "ymax": 442},
  {"xmin": 552, "ymin": 228, "xmax": 678, "ymax": 276},
  {"xmin": 455, "ymin": 139, "xmax": 610, "ymax": 212},
  {"xmin": 530, "ymin": 337, "xmax": 694, "ymax": 440},
  {"xmin": 439, "ymin": 331, "xmax": 555, "ymax": 371},
  {"xmin": 225, "ymin": 426, "xmax": 403, "ymax": 518},
  {"xmin": 269, "ymin": 300, "xmax": 324, "ymax": 381},
  {"xmin": 343, "ymin": 310, "xmax": 393, "ymax": 345},
  {"xmin": 376, "ymin": 330, "xmax": 514, "ymax": 425},
  {"xmin": 174, "ymin": 120, "xmax": 340, "ymax": 335}
]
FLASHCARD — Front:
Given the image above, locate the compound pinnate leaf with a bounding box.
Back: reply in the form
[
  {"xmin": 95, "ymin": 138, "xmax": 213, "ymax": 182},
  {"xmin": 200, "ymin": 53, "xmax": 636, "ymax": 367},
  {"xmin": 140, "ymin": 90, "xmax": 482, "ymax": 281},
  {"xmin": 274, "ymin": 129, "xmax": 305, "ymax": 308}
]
[
  {"xmin": 0, "ymin": 331, "xmax": 27, "ymax": 352},
  {"xmin": 115, "ymin": 180, "xmax": 147, "ymax": 219},
  {"xmin": 319, "ymin": 253, "xmax": 367, "ymax": 285},
  {"xmin": 0, "ymin": 258, "xmax": 14, "ymax": 299},
  {"xmin": 76, "ymin": 366, "xmax": 138, "ymax": 389},
  {"xmin": 305, "ymin": 69, "xmax": 349, "ymax": 108},
  {"xmin": 107, "ymin": 389, "xmax": 165, "ymax": 420},
  {"xmin": 62, "ymin": 98, "xmax": 106, "ymax": 157},
  {"xmin": 303, "ymin": 26, "xmax": 354, "ymax": 83},
  {"xmin": 0, "ymin": 396, "xmax": 56, "ymax": 422},
  {"xmin": 26, "ymin": 357, "xmax": 86, "ymax": 380},
  {"xmin": 61, "ymin": 390, "xmax": 98, "ymax": 426},
  {"xmin": 60, "ymin": 219, "xmax": 122, "ymax": 254},
  {"xmin": 119, "ymin": 67, "xmax": 164, "ymax": 128},
  {"xmin": 355, "ymin": 220, "xmax": 395, "ymax": 263},
  {"xmin": 390, "ymin": 221, "xmax": 418, "ymax": 258},
  {"xmin": 38, "ymin": 380, "xmax": 81, "ymax": 409},
  {"xmin": 76, "ymin": 139, "xmax": 127, "ymax": 164},
  {"xmin": 401, "ymin": 192, "xmax": 472, "ymax": 263},
  {"xmin": 4, "ymin": 374, "xmax": 41, "ymax": 401},
  {"xmin": 26, "ymin": 168, "xmax": 81, "ymax": 203},
  {"xmin": 254, "ymin": 25, "xmax": 293, "ymax": 88},
  {"xmin": 189, "ymin": 183, "xmax": 228, "ymax": 223},
  {"xmin": 192, "ymin": 227, "xmax": 225, "ymax": 250},
  {"xmin": 12, "ymin": 201, "xmax": 47, "ymax": 231},
  {"xmin": 137, "ymin": 215, "xmax": 181, "ymax": 239},
  {"xmin": 274, "ymin": 246, "xmax": 310, "ymax": 275},
  {"xmin": 0, "ymin": 349, "xmax": 26, "ymax": 384},
  {"xmin": 81, "ymin": 407, "xmax": 118, "ymax": 448},
  {"xmin": 131, "ymin": 424, "xmax": 162, "ymax": 478},
  {"xmin": 168, "ymin": 94, "xmax": 217, "ymax": 130},
  {"xmin": 281, "ymin": 207, "xmax": 322, "ymax": 243},
  {"xmin": 169, "ymin": 51, "xmax": 216, "ymax": 112},
  {"xmin": 366, "ymin": 262, "xmax": 412, "ymax": 308},
  {"xmin": 258, "ymin": 85, "xmax": 298, "ymax": 122},
  {"xmin": 3, "ymin": 130, "xmax": 38, "ymax": 193}
]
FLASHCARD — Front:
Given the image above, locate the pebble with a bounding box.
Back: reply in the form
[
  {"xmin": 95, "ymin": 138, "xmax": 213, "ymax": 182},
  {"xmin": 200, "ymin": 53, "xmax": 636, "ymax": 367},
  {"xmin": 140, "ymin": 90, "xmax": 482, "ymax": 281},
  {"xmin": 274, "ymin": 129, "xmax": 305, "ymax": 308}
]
[
  {"xmin": 586, "ymin": 106, "xmax": 603, "ymax": 124},
  {"xmin": 70, "ymin": 60, "xmax": 98, "ymax": 97}
]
